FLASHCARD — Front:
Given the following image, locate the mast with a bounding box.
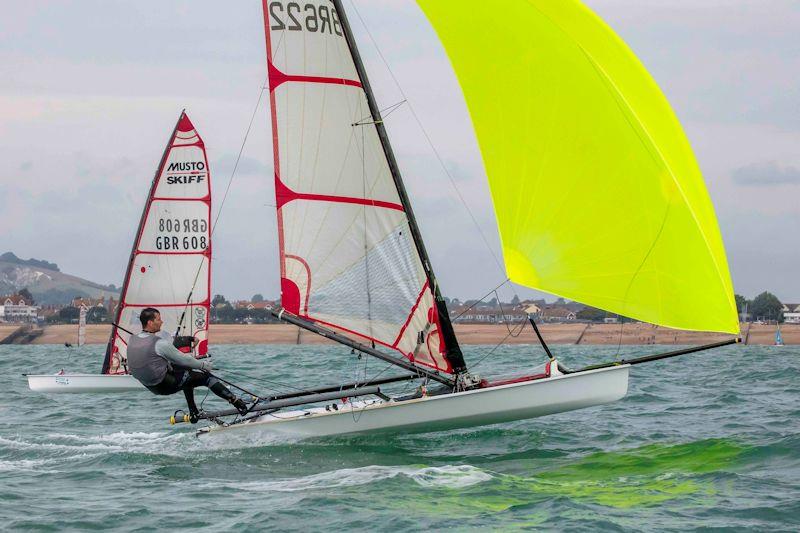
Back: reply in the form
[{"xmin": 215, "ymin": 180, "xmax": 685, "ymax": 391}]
[
  {"xmin": 101, "ymin": 111, "xmax": 184, "ymax": 374},
  {"xmin": 331, "ymin": 0, "xmax": 467, "ymax": 374}
]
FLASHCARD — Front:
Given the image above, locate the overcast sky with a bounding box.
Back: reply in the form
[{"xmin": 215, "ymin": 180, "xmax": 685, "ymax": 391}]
[{"xmin": 1, "ymin": 1, "xmax": 798, "ymax": 303}]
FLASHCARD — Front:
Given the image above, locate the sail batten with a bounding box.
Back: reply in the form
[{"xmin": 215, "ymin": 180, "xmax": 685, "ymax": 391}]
[
  {"xmin": 263, "ymin": 0, "xmax": 465, "ymax": 374},
  {"xmin": 418, "ymin": 0, "xmax": 739, "ymax": 334},
  {"xmin": 101, "ymin": 112, "xmax": 212, "ymax": 374}
]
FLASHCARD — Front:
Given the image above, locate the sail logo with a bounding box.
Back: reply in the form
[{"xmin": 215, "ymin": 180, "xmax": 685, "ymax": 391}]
[
  {"xmin": 194, "ymin": 307, "xmax": 206, "ymax": 330},
  {"xmin": 165, "ymin": 161, "xmax": 206, "ymax": 185},
  {"xmin": 166, "ymin": 175, "xmax": 205, "ymax": 185},
  {"xmin": 167, "ymin": 161, "xmax": 205, "ymax": 172},
  {"xmin": 269, "ymin": 2, "xmax": 343, "ymax": 36}
]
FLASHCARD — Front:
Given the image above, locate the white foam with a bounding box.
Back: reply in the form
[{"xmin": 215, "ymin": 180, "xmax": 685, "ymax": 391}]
[
  {"xmin": 200, "ymin": 464, "xmax": 492, "ymax": 493},
  {"xmin": 0, "ymin": 458, "xmax": 59, "ymax": 473},
  {"xmin": 409, "ymin": 465, "xmax": 493, "ymax": 488},
  {"xmin": 0, "ymin": 431, "xmax": 191, "ymax": 457}
]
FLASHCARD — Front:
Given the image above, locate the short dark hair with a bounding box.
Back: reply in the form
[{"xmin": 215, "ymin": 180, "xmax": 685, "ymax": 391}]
[{"xmin": 139, "ymin": 307, "xmax": 160, "ymax": 328}]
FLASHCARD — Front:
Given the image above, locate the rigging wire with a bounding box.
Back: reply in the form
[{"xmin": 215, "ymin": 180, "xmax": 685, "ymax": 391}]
[
  {"xmin": 347, "ymin": 0, "xmax": 505, "ymax": 276},
  {"xmin": 215, "ymin": 366, "xmax": 309, "ymax": 397},
  {"xmin": 453, "ymin": 278, "xmax": 510, "ymax": 320},
  {"xmin": 352, "ymin": 99, "xmax": 407, "ymax": 126},
  {"xmin": 469, "ymin": 319, "xmax": 528, "ymax": 371},
  {"xmin": 174, "ymin": 78, "xmax": 270, "ymax": 337}
]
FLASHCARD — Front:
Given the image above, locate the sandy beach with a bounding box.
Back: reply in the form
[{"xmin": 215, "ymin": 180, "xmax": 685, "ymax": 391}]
[{"xmin": 9, "ymin": 322, "xmax": 794, "ymax": 346}]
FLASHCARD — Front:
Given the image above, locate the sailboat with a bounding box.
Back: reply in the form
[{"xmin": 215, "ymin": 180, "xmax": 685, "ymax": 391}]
[
  {"xmin": 27, "ymin": 112, "xmax": 213, "ymax": 393},
  {"xmin": 181, "ymin": 0, "xmax": 740, "ymax": 439},
  {"xmin": 77, "ymin": 306, "xmax": 86, "ymax": 347},
  {"xmin": 775, "ymin": 324, "xmax": 784, "ymax": 346}
]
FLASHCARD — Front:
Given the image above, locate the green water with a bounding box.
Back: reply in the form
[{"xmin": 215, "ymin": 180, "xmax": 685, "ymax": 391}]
[{"xmin": 1, "ymin": 343, "xmax": 798, "ymax": 531}]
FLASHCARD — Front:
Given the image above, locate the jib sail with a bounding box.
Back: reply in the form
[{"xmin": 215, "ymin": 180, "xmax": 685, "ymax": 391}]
[
  {"xmin": 262, "ymin": 0, "xmax": 465, "ymax": 374},
  {"xmin": 102, "ymin": 112, "xmax": 212, "ymax": 374}
]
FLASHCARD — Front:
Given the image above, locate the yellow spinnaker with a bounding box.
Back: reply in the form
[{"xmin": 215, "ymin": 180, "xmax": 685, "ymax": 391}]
[{"xmin": 416, "ymin": 0, "xmax": 739, "ymax": 334}]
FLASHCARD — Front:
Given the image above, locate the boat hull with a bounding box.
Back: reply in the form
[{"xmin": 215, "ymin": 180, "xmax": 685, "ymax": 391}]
[
  {"xmin": 199, "ymin": 365, "xmax": 630, "ymax": 440},
  {"xmin": 27, "ymin": 374, "xmax": 144, "ymax": 393}
]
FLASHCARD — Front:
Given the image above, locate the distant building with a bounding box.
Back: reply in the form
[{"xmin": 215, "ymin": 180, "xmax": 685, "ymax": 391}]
[
  {"xmin": 234, "ymin": 300, "xmax": 275, "ymax": 311},
  {"xmin": 0, "ymin": 294, "xmax": 39, "ymax": 323},
  {"xmin": 71, "ymin": 296, "xmax": 116, "ymax": 313},
  {"xmin": 782, "ymin": 303, "xmax": 800, "ymax": 324},
  {"xmin": 449, "ymin": 305, "xmax": 527, "ymax": 324},
  {"xmin": 539, "ymin": 306, "xmax": 577, "ymax": 322}
]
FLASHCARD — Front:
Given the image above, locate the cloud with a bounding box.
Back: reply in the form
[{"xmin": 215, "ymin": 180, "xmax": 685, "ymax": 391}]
[
  {"xmin": 212, "ymin": 154, "xmax": 269, "ymax": 177},
  {"xmin": 731, "ymin": 162, "xmax": 800, "ymax": 186}
]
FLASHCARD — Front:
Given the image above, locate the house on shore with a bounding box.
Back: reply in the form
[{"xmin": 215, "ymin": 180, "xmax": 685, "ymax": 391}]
[
  {"xmin": 0, "ymin": 294, "xmax": 39, "ymax": 323},
  {"xmin": 782, "ymin": 303, "xmax": 800, "ymax": 324},
  {"xmin": 72, "ymin": 296, "xmax": 116, "ymax": 313}
]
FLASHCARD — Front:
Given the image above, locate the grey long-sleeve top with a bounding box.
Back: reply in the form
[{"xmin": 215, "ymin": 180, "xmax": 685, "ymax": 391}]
[{"xmin": 154, "ymin": 335, "xmax": 203, "ymax": 370}]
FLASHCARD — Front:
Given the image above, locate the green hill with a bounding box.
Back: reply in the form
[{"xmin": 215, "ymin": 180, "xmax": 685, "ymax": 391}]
[{"xmin": 0, "ymin": 252, "xmax": 119, "ymax": 305}]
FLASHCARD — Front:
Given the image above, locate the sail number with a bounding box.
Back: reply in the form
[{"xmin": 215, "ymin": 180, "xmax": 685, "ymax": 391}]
[
  {"xmin": 158, "ymin": 218, "xmax": 208, "ymax": 233},
  {"xmin": 155, "ymin": 235, "xmax": 208, "ymax": 251},
  {"xmin": 269, "ymin": 2, "xmax": 342, "ymax": 36},
  {"xmin": 155, "ymin": 218, "xmax": 208, "ymax": 251}
]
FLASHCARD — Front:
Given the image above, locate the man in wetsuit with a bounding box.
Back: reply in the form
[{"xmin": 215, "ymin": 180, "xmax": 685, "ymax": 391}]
[{"xmin": 127, "ymin": 307, "xmax": 249, "ymax": 422}]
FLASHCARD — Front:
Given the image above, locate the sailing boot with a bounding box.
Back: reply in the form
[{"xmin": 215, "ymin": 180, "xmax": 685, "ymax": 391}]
[
  {"xmin": 183, "ymin": 388, "xmax": 201, "ymax": 424},
  {"xmin": 209, "ymin": 381, "xmax": 250, "ymax": 415}
]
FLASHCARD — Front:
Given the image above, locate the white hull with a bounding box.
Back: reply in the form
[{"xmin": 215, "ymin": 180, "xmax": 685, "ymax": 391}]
[
  {"xmin": 27, "ymin": 373, "xmax": 144, "ymax": 393},
  {"xmin": 198, "ymin": 365, "xmax": 629, "ymax": 440}
]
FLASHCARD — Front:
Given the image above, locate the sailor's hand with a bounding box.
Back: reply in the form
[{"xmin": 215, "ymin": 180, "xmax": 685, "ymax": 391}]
[
  {"xmin": 191, "ymin": 336, "xmax": 199, "ymax": 348},
  {"xmin": 199, "ymin": 360, "xmax": 214, "ymax": 372}
]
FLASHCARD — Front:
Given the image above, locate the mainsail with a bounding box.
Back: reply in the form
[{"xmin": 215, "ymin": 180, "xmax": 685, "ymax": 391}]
[
  {"xmin": 102, "ymin": 112, "xmax": 212, "ymax": 374},
  {"xmin": 418, "ymin": 0, "xmax": 739, "ymax": 334},
  {"xmin": 262, "ymin": 0, "xmax": 466, "ymax": 374},
  {"xmin": 78, "ymin": 307, "xmax": 86, "ymax": 347}
]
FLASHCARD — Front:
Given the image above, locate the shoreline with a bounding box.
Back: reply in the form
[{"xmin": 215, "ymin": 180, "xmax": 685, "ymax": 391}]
[{"xmin": 4, "ymin": 322, "xmax": 795, "ymax": 346}]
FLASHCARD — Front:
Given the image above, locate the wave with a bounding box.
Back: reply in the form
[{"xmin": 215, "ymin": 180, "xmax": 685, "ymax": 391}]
[
  {"xmin": 199, "ymin": 464, "xmax": 492, "ymax": 493},
  {"xmin": 0, "ymin": 458, "xmax": 59, "ymax": 474},
  {"xmin": 0, "ymin": 431, "xmax": 189, "ymax": 457}
]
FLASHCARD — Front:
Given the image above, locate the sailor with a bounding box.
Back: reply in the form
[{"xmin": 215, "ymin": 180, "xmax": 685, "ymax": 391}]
[{"xmin": 127, "ymin": 307, "xmax": 248, "ymax": 422}]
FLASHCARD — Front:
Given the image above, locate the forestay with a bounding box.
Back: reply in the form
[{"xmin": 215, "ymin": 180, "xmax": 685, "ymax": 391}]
[
  {"xmin": 418, "ymin": 0, "xmax": 739, "ymax": 334},
  {"xmin": 262, "ymin": 0, "xmax": 464, "ymax": 373},
  {"xmin": 102, "ymin": 112, "xmax": 212, "ymax": 374}
]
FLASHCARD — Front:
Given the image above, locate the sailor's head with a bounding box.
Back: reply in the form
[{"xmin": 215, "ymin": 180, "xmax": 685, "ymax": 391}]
[{"xmin": 140, "ymin": 307, "xmax": 163, "ymax": 333}]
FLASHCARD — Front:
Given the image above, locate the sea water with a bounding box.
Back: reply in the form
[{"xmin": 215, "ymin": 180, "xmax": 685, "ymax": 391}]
[{"xmin": 1, "ymin": 343, "xmax": 798, "ymax": 531}]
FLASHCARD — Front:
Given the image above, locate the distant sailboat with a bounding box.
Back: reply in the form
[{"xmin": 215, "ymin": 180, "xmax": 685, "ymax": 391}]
[
  {"xmin": 775, "ymin": 324, "xmax": 784, "ymax": 346},
  {"xmin": 77, "ymin": 307, "xmax": 86, "ymax": 347},
  {"xmin": 185, "ymin": 0, "xmax": 740, "ymax": 439},
  {"xmin": 28, "ymin": 112, "xmax": 212, "ymax": 393}
]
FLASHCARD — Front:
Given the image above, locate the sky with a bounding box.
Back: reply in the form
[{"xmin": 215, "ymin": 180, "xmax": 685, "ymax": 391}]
[{"xmin": 1, "ymin": 0, "xmax": 798, "ymax": 303}]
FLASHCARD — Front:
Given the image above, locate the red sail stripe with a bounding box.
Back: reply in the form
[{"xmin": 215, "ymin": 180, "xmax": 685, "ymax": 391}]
[
  {"xmin": 392, "ymin": 280, "xmax": 430, "ymax": 348},
  {"xmin": 275, "ymin": 177, "xmax": 403, "ymax": 211},
  {"xmin": 285, "ymin": 254, "xmax": 312, "ymax": 314},
  {"xmin": 268, "ymin": 61, "xmax": 362, "ymax": 92},
  {"xmin": 262, "ymin": 2, "xmax": 288, "ymax": 280}
]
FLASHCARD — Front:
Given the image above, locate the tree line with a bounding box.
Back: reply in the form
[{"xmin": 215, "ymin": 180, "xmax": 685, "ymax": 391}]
[{"xmin": 736, "ymin": 291, "xmax": 784, "ymax": 322}]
